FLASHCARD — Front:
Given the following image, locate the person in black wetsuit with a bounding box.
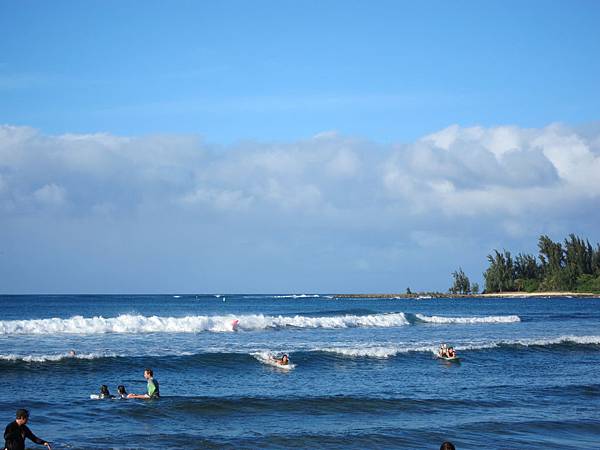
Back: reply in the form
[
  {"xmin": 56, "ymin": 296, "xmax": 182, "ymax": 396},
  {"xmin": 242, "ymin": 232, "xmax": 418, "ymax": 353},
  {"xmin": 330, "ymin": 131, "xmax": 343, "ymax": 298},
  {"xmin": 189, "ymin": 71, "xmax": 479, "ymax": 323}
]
[{"xmin": 4, "ymin": 409, "xmax": 51, "ymax": 450}]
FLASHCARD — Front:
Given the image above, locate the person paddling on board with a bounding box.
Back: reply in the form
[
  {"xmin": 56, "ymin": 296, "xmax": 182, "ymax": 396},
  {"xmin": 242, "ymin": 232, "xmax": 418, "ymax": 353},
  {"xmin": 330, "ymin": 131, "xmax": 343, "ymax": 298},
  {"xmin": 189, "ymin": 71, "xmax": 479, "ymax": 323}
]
[
  {"xmin": 438, "ymin": 343, "xmax": 448, "ymax": 358},
  {"xmin": 446, "ymin": 347, "xmax": 456, "ymax": 358},
  {"xmin": 272, "ymin": 354, "xmax": 289, "ymax": 366},
  {"xmin": 127, "ymin": 368, "xmax": 160, "ymax": 399}
]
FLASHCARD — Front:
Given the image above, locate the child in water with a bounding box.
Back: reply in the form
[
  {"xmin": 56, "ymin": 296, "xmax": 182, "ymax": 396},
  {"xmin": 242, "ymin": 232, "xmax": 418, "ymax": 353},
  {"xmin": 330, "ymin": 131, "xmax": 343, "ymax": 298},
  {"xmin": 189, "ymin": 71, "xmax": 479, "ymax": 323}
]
[
  {"xmin": 117, "ymin": 385, "xmax": 128, "ymax": 399},
  {"xmin": 99, "ymin": 385, "xmax": 114, "ymax": 399}
]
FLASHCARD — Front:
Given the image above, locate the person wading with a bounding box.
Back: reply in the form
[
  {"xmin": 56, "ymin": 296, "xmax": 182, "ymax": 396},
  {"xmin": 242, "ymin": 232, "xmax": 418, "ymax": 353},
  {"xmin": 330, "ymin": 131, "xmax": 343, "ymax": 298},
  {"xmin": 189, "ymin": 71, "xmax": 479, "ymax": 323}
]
[
  {"xmin": 4, "ymin": 409, "xmax": 51, "ymax": 450},
  {"xmin": 127, "ymin": 368, "xmax": 160, "ymax": 399}
]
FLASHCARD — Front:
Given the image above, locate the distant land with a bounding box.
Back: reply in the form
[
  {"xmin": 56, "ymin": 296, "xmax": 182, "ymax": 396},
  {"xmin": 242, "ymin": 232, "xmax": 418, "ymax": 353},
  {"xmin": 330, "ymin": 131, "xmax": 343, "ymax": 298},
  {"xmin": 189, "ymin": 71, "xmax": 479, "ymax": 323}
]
[{"xmin": 333, "ymin": 292, "xmax": 600, "ymax": 299}]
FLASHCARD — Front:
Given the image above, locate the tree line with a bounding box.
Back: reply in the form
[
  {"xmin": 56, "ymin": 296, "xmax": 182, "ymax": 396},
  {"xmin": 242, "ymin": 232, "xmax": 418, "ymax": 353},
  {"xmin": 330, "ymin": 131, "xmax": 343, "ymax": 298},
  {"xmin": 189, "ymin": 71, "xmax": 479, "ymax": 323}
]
[{"xmin": 450, "ymin": 234, "xmax": 600, "ymax": 294}]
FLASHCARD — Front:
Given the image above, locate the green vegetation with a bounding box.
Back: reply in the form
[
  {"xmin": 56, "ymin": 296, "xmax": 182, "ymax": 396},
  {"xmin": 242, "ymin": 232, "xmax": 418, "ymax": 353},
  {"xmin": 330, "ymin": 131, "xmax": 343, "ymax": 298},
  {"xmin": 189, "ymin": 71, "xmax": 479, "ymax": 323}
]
[
  {"xmin": 483, "ymin": 234, "xmax": 600, "ymax": 293},
  {"xmin": 449, "ymin": 267, "xmax": 471, "ymax": 294}
]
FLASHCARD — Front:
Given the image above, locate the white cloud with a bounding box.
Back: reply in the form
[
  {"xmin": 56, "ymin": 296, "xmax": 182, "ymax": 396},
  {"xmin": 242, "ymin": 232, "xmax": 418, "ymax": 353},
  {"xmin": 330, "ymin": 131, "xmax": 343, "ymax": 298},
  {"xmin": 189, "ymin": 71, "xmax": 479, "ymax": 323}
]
[
  {"xmin": 1, "ymin": 122, "xmax": 599, "ymax": 227},
  {"xmin": 179, "ymin": 187, "xmax": 254, "ymax": 212},
  {"xmin": 2, "ymin": 122, "xmax": 600, "ymax": 293},
  {"xmin": 33, "ymin": 183, "xmax": 67, "ymax": 207}
]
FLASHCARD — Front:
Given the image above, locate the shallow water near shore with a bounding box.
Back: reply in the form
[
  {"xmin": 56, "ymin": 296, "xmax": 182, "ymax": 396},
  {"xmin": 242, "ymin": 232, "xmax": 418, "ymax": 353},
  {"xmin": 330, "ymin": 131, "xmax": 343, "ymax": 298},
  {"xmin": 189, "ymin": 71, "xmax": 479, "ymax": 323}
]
[{"xmin": 1, "ymin": 294, "xmax": 599, "ymax": 449}]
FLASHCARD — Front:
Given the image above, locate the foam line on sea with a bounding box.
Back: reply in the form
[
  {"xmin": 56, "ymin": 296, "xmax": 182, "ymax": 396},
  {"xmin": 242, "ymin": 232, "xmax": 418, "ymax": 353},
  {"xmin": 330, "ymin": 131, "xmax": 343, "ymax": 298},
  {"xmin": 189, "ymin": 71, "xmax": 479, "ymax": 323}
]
[
  {"xmin": 2, "ymin": 335, "xmax": 598, "ymax": 364},
  {"xmin": 0, "ymin": 311, "xmax": 521, "ymax": 335}
]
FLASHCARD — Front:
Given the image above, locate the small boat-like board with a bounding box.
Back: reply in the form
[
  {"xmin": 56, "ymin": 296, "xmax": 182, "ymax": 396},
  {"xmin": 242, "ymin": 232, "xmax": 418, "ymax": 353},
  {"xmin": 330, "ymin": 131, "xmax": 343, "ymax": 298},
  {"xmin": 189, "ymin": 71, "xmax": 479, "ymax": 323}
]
[{"xmin": 437, "ymin": 355, "xmax": 460, "ymax": 362}]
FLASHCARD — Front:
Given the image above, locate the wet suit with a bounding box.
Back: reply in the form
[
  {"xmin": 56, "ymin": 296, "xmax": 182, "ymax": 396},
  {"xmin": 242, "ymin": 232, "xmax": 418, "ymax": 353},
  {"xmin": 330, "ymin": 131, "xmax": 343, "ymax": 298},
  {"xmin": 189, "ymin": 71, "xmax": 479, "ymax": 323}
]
[
  {"xmin": 147, "ymin": 377, "xmax": 160, "ymax": 398},
  {"xmin": 4, "ymin": 421, "xmax": 48, "ymax": 450}
]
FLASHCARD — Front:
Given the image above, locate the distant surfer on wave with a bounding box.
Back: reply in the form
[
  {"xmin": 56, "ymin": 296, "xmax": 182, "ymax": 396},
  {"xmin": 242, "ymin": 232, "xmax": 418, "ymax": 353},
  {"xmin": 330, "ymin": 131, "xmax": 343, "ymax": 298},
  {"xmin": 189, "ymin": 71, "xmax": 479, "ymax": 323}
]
[
  {"xmin": 272, "ymin": 354, "xmax": 289, "ymax": 366},
  {"xmin": 438, "ymin": 344, "xmax": 457, "ymax": 359}
]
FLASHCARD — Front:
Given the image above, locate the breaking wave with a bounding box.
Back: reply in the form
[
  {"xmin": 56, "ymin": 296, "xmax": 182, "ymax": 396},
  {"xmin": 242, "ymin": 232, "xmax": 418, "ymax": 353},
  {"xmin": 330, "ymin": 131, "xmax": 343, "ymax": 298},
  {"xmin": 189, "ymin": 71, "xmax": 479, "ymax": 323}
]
[
  {"xmin": 1, "ymin": 335, "xmax": 597, "ymax": 365},
  {"xmin": 0, "ymin": 312, "xmax": 521, "ymax": 335},
  {"xmin": 318, "ymin": 335, "xmax": 600, "ymax": 358},
  {"xmin": 413, "ymin": 314, "xmax": 521, "ymax": 324},
  {"xmin": 0, "ymin": 312, "xmax": 409, "ymax": 335},
  {"xmin": 0, "ymin": 351, "xmax": 118, "ymax": 363}
]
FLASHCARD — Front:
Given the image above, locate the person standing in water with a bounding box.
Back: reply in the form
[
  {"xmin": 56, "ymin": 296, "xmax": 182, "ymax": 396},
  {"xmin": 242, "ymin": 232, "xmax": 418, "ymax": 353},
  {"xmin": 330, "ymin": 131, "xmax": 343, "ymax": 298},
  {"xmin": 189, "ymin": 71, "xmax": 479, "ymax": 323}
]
[
  {"xmin": 128, "ymin": 368, "xmax": 160, "ymax": 399},
  {"xmin": 4, "ymin": 409, "xmax": 51, "ymax": 450}
]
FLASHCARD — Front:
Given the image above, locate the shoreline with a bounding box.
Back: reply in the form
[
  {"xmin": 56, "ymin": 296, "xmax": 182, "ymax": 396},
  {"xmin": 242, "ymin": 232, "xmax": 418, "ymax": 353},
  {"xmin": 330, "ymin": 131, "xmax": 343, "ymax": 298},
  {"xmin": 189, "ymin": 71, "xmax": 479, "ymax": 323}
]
[{"xmin": 332, "ymin": 292, "xmax": 600, "ymax": 299}]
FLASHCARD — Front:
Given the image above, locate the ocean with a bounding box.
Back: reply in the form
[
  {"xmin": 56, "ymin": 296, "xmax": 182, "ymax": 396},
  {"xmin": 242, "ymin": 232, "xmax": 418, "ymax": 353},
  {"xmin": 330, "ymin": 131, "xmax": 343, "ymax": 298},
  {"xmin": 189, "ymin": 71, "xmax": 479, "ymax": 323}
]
[{"xmin": 0, "ymin": 294, "xmax": 599, "ymax": 449}]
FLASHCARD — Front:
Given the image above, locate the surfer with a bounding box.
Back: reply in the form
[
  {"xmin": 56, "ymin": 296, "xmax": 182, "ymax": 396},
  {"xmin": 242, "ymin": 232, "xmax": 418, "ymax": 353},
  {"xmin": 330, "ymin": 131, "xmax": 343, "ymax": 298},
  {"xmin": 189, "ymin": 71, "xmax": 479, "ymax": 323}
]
[
  {"xmin": 4, "ymin": 409, "xmax": 52, "ymax": 450},
  {"xmin": 128, "ymin": 368, "xmax": 160, "ymax": 399},
  {"xmin": 438, "ymin": 343, "xmax": 449, "ymax": 358},
  {"xmin": 438, "ymin": 344, "xmax": 457, "ymax": 359},
  {"xmin": 273, "ymin": 354, "xmax": 289, "ymax": 366}
]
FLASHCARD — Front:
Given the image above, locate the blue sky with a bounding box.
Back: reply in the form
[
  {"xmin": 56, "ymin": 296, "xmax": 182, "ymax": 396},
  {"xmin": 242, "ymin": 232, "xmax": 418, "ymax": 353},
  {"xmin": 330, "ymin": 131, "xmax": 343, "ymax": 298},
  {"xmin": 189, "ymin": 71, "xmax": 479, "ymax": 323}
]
[
  {"xmin": 3, "ymin": 1, "xmax": 599, "ymax": 142},
  {"xmin": 1, "ymin": 1, "xmax": 600, "ymax": 293}
]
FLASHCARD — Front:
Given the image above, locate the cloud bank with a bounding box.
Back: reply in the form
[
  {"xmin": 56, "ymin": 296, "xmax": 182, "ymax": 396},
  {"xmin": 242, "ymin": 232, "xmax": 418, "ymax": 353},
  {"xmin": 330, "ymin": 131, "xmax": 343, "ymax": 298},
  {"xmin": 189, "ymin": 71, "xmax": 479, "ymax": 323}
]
[{"xmin": 1, "ymin": 123, "xmax": 599, "ymax": 293}]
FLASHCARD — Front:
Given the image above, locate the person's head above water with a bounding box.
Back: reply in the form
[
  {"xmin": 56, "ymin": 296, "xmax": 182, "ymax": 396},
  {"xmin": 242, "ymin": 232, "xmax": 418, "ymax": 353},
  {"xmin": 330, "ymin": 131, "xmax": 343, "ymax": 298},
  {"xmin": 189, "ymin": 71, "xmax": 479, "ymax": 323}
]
[
  {"xmin": 144, "ymin": 368, "xmax": 154, "ymax": 379},
  {"xmin": 100, "ymin": 385, "xmax": 110, "ymax": 395},
  {"xmin": 117, "ymin": 385, "xmax": 127, "ymax": 395},
  {"xmin": 440, "ymin": 442, "xmax": 456, "ymax": 450}
]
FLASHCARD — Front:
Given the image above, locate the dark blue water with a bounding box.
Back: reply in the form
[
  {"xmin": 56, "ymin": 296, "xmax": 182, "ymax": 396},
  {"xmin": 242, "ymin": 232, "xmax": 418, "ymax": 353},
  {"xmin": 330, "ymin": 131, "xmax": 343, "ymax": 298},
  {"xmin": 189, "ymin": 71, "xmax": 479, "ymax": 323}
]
[{"xmin": 1, "ymin": 295, "xmax": 599, "ymax": 449}]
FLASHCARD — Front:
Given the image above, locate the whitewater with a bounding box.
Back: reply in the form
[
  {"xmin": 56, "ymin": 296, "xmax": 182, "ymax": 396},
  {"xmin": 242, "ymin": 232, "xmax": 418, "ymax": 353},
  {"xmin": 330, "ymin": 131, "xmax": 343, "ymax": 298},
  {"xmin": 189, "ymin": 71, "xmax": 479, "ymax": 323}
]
[{"xmin": 0, "ymin": 311, "xmax": 520, "ymax": 335}]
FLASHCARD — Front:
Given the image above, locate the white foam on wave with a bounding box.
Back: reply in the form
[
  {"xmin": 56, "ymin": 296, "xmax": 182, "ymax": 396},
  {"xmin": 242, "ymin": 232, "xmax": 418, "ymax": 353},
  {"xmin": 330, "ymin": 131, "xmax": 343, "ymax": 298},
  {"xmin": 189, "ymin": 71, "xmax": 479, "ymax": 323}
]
[
  {"xmin": 457, "ymin": 335, "xmax": 600, "ymax": 351},
  {"xmin": 250, "ymin": 312, "xmax": 410, "ymax": 329},
  {"xmin": 415, "ymin": 314, "xmax": 521, "ymax": 324},
  {"xmin": 316, "ymin": 335, "xmax": 600, "ymax": 359},
  {"xmin": 0, "ymin": 351, "xmax": 117, "ymax": 363},
  {"xmin": 0, "ymin": 312, "xmax": 411, "ymax": 335},
  {"xmin": 319, "ymin": 346, "xmax": 431, "ymax": 359},
  {"xmin": 273, "ymin": 294, "xmax": 320, "ymax": 299},
  {"xmin": 0, "ymin": 314, "xmax": 243, "ymax": 335}
]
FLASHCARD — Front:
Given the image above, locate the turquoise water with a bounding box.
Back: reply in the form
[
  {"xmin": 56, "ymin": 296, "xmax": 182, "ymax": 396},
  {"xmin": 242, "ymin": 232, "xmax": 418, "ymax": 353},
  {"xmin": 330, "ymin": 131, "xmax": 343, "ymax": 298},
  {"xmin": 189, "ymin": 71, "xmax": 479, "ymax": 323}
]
[{"xmin": 1, "ymin": 295, "xmax": 599, "ymax": 449}]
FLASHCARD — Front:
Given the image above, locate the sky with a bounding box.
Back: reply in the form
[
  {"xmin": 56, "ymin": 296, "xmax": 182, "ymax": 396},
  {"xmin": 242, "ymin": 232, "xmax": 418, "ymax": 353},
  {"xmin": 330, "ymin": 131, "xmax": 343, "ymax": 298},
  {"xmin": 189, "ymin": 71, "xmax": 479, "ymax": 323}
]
[{"xmin": 1, "ymin": 1, "xmax": 600, "ymax": 293}]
